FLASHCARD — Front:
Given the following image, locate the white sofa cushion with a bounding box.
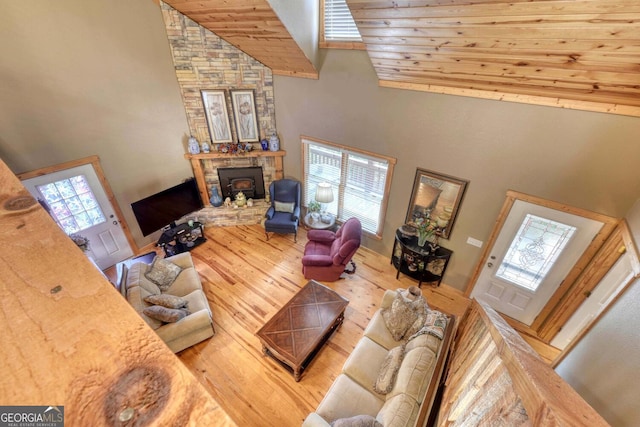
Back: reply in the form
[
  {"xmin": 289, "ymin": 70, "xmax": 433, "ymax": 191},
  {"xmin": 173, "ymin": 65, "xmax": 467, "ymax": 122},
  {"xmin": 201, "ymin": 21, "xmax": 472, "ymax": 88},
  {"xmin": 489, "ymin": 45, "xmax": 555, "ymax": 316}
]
[
  {"xmin": 156, "ymin": 309, "xmax": 213, "ymax": 344},
  {"xmin": 343, "ymin": 337, "xmax": 390, "ymax": 394},
  {"xmin": 364, "ymin": 310, "xmax": 399, "ymax": 350},
  {"xmin": 183, "ymin": 289, "xmax": 210, "ymax": 313},
  {"xmin": 387, "ymin": 346, "xmax": 436, "ymax": 403},
  {"xmin": 164, "ymin": 267, "xmax": 202, "ymax": 297},
  {"xmin": 405, "ymin": 332, "xmax": 441, "ymax": 355},
  {"xmin": 165, "ymin": 251, "xmax": 196, "ymax": 269},
  {"xmin": 376, "ymin": 393, "xmax": 419, "ymax": 427},
  {"xmin": 316, "ymin": 374, "xmax": 384, "ymax": 423},
  {"xmin": 127, "ymin": 262, "xmax": 160, "ymax": 295}
]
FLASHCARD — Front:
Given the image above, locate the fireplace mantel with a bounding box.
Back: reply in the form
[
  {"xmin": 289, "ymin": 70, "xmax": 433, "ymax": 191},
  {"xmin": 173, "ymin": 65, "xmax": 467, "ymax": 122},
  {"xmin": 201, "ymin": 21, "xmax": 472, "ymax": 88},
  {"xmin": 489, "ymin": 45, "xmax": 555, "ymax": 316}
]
[{"xmin": 185, "ymin": 150, "xmax": 285, "ymax": 206}]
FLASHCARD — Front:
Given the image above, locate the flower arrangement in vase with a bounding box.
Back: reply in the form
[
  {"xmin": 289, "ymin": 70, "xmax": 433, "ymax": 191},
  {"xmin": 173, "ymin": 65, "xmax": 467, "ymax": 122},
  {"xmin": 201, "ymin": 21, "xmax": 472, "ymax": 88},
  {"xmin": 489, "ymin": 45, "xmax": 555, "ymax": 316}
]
[
  {"xmin": 308, "ymin": 200, "xmax": 321, "ymax": 221},
  {"xmin": 414, "ymin": 217, "xmax": 439, "ymax": 250}
]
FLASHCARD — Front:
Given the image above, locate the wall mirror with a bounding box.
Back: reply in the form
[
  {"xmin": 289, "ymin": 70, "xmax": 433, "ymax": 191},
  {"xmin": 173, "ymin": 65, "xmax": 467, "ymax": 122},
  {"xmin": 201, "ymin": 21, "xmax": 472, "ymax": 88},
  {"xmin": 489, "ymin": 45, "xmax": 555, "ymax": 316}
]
[{"xmin": 405, "ymin": 168, "xmax": 469, "ymax": 239}]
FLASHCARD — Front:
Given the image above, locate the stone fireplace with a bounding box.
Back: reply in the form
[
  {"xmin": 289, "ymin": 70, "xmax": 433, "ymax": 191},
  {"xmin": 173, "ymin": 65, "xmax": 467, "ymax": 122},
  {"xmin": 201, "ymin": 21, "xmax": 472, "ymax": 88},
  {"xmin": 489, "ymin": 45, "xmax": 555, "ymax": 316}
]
[{"xmin": 185, "ymin": 151, "xmax": 285, "ymax": 227}]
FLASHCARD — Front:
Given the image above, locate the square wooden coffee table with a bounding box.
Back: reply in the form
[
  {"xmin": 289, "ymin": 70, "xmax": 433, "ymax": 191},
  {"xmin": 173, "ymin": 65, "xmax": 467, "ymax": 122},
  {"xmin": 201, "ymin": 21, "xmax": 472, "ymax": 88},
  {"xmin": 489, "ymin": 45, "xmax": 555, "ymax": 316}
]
[{"xmin": 256, "ymin": 280, "xmax": 349, "ymax": 381}]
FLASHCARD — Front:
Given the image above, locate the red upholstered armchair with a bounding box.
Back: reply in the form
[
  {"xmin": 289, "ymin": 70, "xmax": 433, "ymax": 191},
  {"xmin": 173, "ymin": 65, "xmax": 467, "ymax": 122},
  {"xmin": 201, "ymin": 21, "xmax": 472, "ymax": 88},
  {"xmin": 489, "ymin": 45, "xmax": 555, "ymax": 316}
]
[{"xmin": 302, "ymin": 218, "xmax": 362, "ymax": 282}]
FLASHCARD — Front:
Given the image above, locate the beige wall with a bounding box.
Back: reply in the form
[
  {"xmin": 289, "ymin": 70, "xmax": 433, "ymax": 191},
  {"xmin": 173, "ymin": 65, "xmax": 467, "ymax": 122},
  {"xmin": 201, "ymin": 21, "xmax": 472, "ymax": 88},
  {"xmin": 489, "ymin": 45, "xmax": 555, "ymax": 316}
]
[
  {"xmin": 555, "ymin": 200, "xmax": 640, "ymax": 426},
  {"xmin": 555, "ymin": 278, "xmax": 640, "ymax": 426},
  {"xmin": 0, "ymin": 2, "xmax": 639, "ymax": 424},
  {"xmin": 1, "ymin": 2, "xmax": 639, "ymax": 288},
  {"xmin": 273, "ymin": 49, "xmax": 640, "ymax": 291},
  {"xmin": 0, "ymin": 0, "xmax": 192, "ymax": 247}
]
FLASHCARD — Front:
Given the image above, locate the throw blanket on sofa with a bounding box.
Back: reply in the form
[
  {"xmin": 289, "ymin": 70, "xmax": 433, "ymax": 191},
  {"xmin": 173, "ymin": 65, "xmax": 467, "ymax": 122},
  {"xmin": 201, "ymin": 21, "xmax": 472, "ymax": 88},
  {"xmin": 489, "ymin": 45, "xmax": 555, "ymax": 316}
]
[{"xmin": 407, "ymin": 309, "xmax": 448, "ymax": 341}]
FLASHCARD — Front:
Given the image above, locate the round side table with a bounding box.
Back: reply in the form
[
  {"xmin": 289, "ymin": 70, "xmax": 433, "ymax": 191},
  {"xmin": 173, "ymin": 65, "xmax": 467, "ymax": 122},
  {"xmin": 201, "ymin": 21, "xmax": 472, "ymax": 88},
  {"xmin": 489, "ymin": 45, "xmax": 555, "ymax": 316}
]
[{"xmin": 304, "ymin": 213, "xmax": 335, "ymax": 230}]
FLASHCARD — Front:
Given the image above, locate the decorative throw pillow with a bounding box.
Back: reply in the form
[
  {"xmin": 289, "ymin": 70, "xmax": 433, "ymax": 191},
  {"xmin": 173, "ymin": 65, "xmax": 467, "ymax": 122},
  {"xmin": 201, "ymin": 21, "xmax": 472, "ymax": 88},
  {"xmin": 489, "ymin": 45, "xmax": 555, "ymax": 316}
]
[
  {"xmin": 142, "ymin": 305, "xmax": 190, "ymax": 323},
  {"xmin": 382, "ymin": 287, "xmax": 429, "ymax": 341},
  {"xmin": 274, "ymin": 201, "xmax": 295, "ymax": 213},
  {"xmin": 144, "ymin": 294, "xmax": 188, "ymax": 309},
  {"xmin": 404, "ymin": 307, "xmax": 428, "ymax": 339},
  {"xmin": 144, "ymin": 257, "xmax": 183, "ymax": 291},
  {"xmin": 374, "ymin": 344, "xmax": 405, "ymax": 394},
  {"xmin": 330, "ymin": 415, "xmax": 383, "ymax": 427}
]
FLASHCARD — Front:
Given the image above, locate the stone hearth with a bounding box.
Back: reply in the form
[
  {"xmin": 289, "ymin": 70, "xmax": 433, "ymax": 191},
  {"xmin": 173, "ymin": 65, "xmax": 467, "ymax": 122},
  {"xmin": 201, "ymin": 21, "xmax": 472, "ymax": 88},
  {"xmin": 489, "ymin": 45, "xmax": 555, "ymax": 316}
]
[{"xmin": 192, "ymin": 200, "xmax": 269, "ymax": 228}]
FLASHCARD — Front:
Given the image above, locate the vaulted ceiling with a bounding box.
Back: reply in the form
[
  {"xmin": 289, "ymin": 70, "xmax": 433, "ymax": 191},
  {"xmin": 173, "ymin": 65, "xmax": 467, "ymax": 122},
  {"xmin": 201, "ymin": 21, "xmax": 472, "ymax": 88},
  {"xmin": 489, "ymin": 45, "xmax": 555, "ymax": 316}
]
[
  {"xmin": 161, "ymin": 0, "xmax": 640, "ymax": 117},
  {"xmin": 161, "ymin": 0, "xmax": 318, "ymax": 78},
  {"xmin": 348, "ymin": 0, "xmax": 640, "ymax": 116}
]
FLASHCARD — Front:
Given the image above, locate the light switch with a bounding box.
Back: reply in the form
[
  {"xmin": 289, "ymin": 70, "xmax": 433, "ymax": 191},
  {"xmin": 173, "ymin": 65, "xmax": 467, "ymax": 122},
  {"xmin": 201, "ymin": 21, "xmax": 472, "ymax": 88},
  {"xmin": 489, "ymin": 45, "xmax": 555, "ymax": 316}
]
[{"xmin": 466, "ymin": 237, "xmax": 483, "ymax": 248}]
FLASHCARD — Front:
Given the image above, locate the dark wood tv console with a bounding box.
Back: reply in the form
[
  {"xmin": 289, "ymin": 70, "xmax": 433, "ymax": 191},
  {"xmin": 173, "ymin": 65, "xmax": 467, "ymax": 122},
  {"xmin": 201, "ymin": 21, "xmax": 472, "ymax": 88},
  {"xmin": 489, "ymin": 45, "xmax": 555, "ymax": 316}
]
[{"xmin": 157, "ymin": 221, "xmax": 206, "ymax": 256}]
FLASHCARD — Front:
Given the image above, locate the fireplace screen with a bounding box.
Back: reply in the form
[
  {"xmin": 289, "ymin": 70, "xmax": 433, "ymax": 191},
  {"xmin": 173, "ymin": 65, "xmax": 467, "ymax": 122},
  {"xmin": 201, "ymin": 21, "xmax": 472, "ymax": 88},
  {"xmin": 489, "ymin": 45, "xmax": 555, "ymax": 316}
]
[
  {"xmin": 217, "ymin": 166, "xmax": 266, "ymax": 200},
  {"xmin": 230, "ymin": 178, "xmax": 256, "ymax": 198}
]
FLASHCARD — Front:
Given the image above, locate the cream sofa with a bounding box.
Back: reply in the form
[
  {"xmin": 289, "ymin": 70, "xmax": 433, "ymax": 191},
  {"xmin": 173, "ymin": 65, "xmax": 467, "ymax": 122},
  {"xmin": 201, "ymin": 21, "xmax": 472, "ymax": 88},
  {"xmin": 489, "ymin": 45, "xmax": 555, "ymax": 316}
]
[
  {"xmin": 118, "ymin": 252, "xmax": 215, "ymax": 353},
  {"xmin": 303, "ymin": 289, "xmax": 455, "ymax": 427}
]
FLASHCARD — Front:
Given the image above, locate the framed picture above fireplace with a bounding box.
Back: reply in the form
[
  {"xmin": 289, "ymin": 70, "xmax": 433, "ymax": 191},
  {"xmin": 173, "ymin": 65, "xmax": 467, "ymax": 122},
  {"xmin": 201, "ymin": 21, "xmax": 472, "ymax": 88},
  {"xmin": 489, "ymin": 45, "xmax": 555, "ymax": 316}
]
[
  {"xmin": 202, "ymin": 89, "xmax": 234, "ymax": 144},
  {"xmin": 230, "ymin": 89, "xmax": 260, "ymax": 143}
]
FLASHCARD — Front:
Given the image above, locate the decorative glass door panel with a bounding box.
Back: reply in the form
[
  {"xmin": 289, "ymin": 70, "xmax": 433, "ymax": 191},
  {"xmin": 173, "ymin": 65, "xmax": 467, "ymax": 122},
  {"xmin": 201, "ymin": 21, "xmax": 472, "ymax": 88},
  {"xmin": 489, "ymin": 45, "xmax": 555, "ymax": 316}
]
[
  {"xmin": 37, "ymin": 175, "xmax": 107, "ymax": 234},
  {"xmin": 496, "ymin": 214, "xmax": 577, "ymax": 292},
  {"xmin": 471, "ymin": 200, "xmax": 603, "ymax": 325}
]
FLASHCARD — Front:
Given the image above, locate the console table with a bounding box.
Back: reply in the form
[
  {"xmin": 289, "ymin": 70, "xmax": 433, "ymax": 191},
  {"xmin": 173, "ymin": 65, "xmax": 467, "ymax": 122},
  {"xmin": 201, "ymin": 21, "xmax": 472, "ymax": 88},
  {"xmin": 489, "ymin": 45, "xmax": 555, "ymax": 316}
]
[{"xmin": 391, "ymin": 228, "xmax": 452, "ymax": 287}]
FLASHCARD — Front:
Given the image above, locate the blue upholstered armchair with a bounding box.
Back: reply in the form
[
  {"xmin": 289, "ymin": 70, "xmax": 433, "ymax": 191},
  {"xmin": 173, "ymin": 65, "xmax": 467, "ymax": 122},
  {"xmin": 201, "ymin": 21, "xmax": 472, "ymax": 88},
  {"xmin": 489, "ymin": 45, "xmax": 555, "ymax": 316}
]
[{"xmin": 264, "ymin": 179, "xmax": 301, "ymax": 242}]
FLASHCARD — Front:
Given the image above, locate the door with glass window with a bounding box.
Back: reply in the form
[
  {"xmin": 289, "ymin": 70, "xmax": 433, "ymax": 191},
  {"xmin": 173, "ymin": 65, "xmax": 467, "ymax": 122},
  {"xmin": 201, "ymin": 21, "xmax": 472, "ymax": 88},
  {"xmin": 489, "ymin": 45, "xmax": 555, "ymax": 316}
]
[
  {"xmin": 470, "ymin": 200, "xmax": 604, "ymax": 325},
  {"xmin": 21, "ymin": 163, "xmax": 133, "ymax": 269}
]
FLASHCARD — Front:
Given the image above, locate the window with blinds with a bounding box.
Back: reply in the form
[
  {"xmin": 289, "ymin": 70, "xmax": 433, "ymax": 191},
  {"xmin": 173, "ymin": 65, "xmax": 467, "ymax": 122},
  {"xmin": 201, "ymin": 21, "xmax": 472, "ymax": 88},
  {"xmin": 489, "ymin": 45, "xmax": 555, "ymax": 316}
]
[
  {"xmin": 323, "ymin": 0, "xmax": 362, "ymax": 42},
  {"xmin": 302, "ymin": 136, "xmax": 395, "ymax": 238}
]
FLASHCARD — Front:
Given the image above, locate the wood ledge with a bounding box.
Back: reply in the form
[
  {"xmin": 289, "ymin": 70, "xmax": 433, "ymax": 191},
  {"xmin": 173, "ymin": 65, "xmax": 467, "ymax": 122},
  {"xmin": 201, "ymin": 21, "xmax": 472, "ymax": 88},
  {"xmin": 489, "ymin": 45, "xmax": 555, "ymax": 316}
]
[{"xmin": 379, "ymin": 80, "xmax": 640, "ymax": 118}]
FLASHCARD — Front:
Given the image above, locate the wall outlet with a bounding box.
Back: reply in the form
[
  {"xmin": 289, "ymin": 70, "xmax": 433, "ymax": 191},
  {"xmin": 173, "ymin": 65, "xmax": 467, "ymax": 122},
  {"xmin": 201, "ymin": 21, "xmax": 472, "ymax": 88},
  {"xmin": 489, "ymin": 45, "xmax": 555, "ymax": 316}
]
[{"xmin": 466, "ymin": 237, "xmax": 483, "ymax": 248}]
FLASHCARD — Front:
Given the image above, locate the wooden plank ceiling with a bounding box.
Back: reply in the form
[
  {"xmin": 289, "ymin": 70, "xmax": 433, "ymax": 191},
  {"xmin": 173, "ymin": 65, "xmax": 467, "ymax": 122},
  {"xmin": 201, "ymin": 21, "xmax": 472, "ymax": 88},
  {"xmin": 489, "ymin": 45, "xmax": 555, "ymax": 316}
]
[
  {"xmin": 163, "ymin": 0, "xmax": 639, "ymax": 115},
  {"xmin": 161, "ymin": 0, "xmax": 318, "ymax": 79},
  {"xmin": 347, "ymin": 0, "xmax": 640, "ymax": 115}
]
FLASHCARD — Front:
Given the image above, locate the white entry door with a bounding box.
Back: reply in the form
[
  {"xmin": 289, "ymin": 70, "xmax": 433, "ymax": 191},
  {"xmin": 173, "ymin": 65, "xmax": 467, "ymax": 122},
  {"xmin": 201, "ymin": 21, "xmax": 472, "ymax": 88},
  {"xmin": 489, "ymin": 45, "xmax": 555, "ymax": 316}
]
[
  {"xmin": 22, "ymin": 164, "xmax": 133, "ymax": 269},
  {"xmin": 471, "ymin": 200, "xmax": 604, "ymax": 325},
  {"xmin": 551, "ymin": 253, "xmax": 636, "ymax": 350}
]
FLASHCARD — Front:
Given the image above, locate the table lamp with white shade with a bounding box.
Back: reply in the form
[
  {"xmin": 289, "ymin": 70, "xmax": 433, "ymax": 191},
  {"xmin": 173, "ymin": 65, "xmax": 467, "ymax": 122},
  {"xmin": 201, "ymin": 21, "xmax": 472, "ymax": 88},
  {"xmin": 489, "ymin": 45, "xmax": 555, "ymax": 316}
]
[{"xmin": 315, "ymin": 182, "xmax": 334, "ymax": 224}]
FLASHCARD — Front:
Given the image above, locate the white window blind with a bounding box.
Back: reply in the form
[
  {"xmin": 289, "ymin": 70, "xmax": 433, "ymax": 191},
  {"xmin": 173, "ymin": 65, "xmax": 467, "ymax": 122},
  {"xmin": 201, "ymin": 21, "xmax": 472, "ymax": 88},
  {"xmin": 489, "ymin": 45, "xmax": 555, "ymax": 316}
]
[
  {"xmin": 302, "ymin": 137, "xmax": 394, "ymax": 237},
  {"xmin": 323, "ymin": 0, "xmax": 362, "ymax": 42}
]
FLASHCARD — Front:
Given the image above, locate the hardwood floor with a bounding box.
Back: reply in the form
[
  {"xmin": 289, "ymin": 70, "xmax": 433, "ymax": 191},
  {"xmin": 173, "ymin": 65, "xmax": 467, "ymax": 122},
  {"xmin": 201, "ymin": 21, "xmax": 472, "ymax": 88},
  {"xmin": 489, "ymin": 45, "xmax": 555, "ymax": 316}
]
[
  {"xmin": 104, "ymin": 223, "xmax": 560, "ymax": 426},
  {"xmin": 176, "ymin": 224, "xmax": 470, "ymax": 427}
]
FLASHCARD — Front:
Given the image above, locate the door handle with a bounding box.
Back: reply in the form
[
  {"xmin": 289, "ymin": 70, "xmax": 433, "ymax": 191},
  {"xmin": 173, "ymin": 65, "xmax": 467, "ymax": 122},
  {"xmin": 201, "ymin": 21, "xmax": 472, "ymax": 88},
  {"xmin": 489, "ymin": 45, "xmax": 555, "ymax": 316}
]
[
  {"xmin": 113, "ymin": 220, "xmax": 119, "ymax": 225},
  {"xmin": 487, "ymin": 262, "xmax": 493, "ymax": 268}
]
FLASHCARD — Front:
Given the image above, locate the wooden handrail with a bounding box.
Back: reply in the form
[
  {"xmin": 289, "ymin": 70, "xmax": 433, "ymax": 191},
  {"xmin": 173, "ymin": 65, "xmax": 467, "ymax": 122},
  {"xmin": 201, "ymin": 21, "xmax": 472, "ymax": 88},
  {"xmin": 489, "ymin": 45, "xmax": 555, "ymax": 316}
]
[
  {"xmin": 0, "ymin": 158, "xmax": 235, "ymax": 426},
  {"xmin": 438, "ymin": 299, "xmax": 610, "ymax": 426}
]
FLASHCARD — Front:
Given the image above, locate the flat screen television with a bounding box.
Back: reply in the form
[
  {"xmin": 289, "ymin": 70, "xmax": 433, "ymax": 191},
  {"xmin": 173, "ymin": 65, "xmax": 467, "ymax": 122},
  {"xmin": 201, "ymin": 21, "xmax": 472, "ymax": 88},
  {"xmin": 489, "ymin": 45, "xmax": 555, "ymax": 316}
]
[{"xmin": 131, "ymin": 178, "xmax": 203, "ymax": 236}]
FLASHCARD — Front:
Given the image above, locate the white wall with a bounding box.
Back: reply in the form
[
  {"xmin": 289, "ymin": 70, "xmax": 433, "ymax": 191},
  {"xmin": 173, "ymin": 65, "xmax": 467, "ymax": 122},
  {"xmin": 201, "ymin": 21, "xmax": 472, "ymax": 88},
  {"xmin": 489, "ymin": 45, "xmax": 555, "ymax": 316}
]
[
  {"xmin": 268, "ymin": 0, "xmax": 319, "ymax": 69},
  {"xmin": 555, "ymin": 199, "xmax": 640, "ymax": 426}
]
